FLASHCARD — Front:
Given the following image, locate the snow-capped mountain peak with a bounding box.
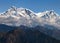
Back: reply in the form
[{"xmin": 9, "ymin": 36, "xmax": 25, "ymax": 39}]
[
  {"xmin": 45, "ymin": 10, "xmax": 58, "ymax": 17},
  {"xmin": 0, "ymin": 6, "xmax": 60, "ymax": 27},
  {"xmin": 37, "ymin": 10, "xmax": 59, "ymax": 19},
  {"xmin": 10, "ymin": 6, "xmax": 17, "ymax": 11},
  {"xmin": 0, "ymin": 6, "xmax": 36, "ymax": 17}
]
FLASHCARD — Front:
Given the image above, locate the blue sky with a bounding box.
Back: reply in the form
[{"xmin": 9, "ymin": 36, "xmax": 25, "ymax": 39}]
[{"xmin": 0, "ymin": 0, "xmax": 60, "ymax": 14}]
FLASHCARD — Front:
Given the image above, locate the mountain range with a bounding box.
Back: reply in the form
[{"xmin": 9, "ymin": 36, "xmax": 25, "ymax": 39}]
[
  {"xmin": 0, "ymin": 6, "xmax": 60, "ymax": 27},
  {"xmin": 0, "ymin": 6, "xmax": 60, "ymax": 43}
]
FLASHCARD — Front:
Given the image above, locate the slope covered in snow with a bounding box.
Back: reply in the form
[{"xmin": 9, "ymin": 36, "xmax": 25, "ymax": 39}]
[{"xmin": 0, "ymin": 6, "xmax": 60, "ymax": 28}]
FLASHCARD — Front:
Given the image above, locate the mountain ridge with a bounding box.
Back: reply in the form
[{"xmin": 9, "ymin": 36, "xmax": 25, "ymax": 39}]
[
  {"xmin": 0, "ymin": 6, "xmax": 60, "ymax": 28},
  {"xmin": 0, "ymin": 7, "xmax": 60, "ymax": 40}
]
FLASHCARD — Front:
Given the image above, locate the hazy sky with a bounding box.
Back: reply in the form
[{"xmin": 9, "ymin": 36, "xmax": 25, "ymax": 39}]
[{"xmin": 0, "ymin": 0, "xmax": 60, "ymax": 14}]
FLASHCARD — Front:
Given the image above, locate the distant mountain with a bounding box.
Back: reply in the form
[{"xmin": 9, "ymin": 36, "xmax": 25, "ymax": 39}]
[
  {"xmin": 0, "ymin": 6, "xmax": 60, "ymax": 42},
  {"xmin": 0, "ymin": 6, "xmax": 60, "ymax": 27}
]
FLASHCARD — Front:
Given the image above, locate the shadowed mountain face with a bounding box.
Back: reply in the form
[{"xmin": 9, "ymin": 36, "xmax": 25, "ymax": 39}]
[
  {"xmin": 0, "ymin": 24, "xmax": 17, "ymax": 32},
  {"xmin": 0, "ymin": 25, "xmax": 60, "ymax": 43}
]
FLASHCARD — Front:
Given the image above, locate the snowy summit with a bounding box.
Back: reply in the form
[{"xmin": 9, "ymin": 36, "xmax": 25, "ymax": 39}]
[{"xmin": 0, "ymin": 6, "xmax": 60, "ymax": 27}]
